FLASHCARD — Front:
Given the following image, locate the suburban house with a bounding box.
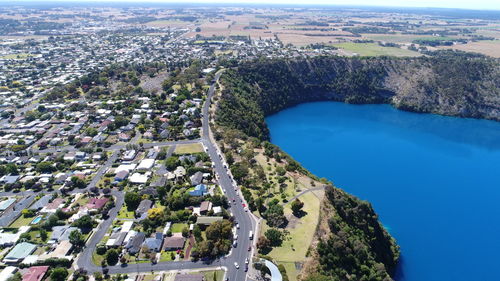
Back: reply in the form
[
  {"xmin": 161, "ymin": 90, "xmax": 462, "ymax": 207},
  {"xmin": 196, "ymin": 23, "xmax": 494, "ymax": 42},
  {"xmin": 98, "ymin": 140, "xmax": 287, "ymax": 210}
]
[
  {"xmin": 106, "ymin": 232, "xmax": 127, "ymax": 248},
  {"xmin": 143, "ymin": 233, "xmax": 164, "ymax": 252},
  {"xmin": 136, "ymin": 199, "xmax": 153, "ymax": 217},
  {"xmin": 86, "ymin": 197, "xmax": 109, "ymax": 211},
  {"xmin": 190, "ymin": 171, "xmax": 203, "ymax": 186},
  {"xmin": 125, "ymin": 232, "xmax": 145, "ymax": 255},
  {"xmin": 189, "ymin": 184, "xmax": 207, "ymax": 197},
  {"xmin": 196, "ymin": 216, "xmax": 223, "ymax": 227},
  {"xmin": 122, "ymin": 150, "xmax": 136, "ymax": 161},
  {"xmin": 114, "ymin": 170, "xmax": 129, "ymax": 182},
  {"xmin": 21, "ymin": 266, "xmax": 49, "ymax": 281},
  {"xmin": 49, "ymin": 226, "xmax": 79, "ymax": 243},
  {"xmin": 0, "ymin": 198, "xmax": 16, "ymax": 212},
  {"xmin": 137, "ymin": 159, "xmax": 155, "ymax": 172},
  {"xmin": 163, "ymin": 235, "xmax": 186, "ymax": 251},
  {"xmin": 3, "ymin": 242, "xmax": 37, "ymax": 263},
  {"xmin": 199, "ymin": 201, "xmax": 212, "ymax": 215}
]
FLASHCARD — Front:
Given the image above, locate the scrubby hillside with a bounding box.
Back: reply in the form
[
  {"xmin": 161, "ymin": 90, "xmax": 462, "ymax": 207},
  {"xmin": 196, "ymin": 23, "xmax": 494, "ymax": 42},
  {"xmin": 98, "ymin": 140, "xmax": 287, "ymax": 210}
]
[{"xmin": 301, "ymin": 186, "xmax": 399, "ymax": 281}]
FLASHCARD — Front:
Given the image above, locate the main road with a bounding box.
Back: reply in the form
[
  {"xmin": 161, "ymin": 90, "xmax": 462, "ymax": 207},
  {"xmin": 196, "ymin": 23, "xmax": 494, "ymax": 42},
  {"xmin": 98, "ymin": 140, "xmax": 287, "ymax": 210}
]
[{"xmin": 76, "ymin": 70, "xmax": 258, "ymax": 280}]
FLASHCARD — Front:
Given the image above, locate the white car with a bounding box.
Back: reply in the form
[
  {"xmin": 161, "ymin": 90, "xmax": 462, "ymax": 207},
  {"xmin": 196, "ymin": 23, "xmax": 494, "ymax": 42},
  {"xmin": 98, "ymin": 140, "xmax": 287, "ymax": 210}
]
[
  {"xmin": 236, "ymin": 223, "xmax": 240, "ymax": 229},
  {"xmin": 234, "ymin": 262, "xmax": 239, "ymax": 269},
  {"xmin": 234, "ymin": 234, "xmax": 238, "ymax": 240},
  {"xmin": 245, "ymin": 258, "xmax": 249, "ymax": 264}
]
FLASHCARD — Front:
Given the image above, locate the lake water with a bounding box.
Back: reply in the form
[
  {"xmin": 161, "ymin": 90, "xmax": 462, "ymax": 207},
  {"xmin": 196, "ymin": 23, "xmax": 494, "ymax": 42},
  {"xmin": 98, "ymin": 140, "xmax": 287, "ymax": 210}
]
[{"xmin": 266, "ymin": 102, "xmax": 500, "ymax": 281}]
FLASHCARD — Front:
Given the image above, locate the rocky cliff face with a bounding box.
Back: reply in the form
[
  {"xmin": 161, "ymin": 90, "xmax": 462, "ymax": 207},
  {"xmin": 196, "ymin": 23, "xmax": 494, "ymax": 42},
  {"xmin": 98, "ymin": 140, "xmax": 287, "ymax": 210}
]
[{"xmin": 221, "ymin": 52, "xmax": 499, "ymax": 141}]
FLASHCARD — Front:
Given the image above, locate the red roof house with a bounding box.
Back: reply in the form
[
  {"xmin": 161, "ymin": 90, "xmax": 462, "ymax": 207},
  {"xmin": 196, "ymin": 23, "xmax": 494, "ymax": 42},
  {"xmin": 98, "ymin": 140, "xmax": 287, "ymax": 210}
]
[
  {"xmin": 22, "ymin": 266, "xmax": 49, "ymax": 281},
  {"xmin": 86, "ymin": 197, "xmax": 109, "ymax": 210}
]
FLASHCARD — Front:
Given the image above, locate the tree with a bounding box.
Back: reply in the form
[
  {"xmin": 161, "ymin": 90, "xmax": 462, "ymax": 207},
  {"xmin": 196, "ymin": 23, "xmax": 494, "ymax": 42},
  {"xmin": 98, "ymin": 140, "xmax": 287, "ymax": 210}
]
[
  {"xmin": 264, "ymin": 228, "xmax": 283, "ymax": 246},
  {"xmin": 106, "ymin": 249, "xmax": 119, "ymax": 265},
  {"xmin": 193, "ymin": 224, "xmax": 202, "ymax": 242},
  {"xmin": 256, "ymin": 236, "xmax": 271, "ymax": 253},
  {"xmin": 69, "ymin": 229, "xmax": 85, "ymax": 247},
  {"xmin": 264, "ymin": 202, "xmax": 286, "ymax": 227},
  {"xmin": 36, "ymin": 161, "xmax": 56, "ymax": 173},
  {"xmin": 291, "ymin": 199, "xmax": 304, "ymax": 216},
  {"xmin": 22, "ymin": 209, "xmax": 36, "ymax": 218},
  {"xmin": 182, "ymin": 227, "xmax": 189, "ymax": 238},
  {"xmin": 93, "ymin": 272, "xmax": 103, "ymax": 281},
  {"xmin": 70, "ymin": 176, "xmax": 86, "ymax": 189},
  {"xmin": 72, "ymin": 215, "xmax": 94, "ymax": 231},
  {"xmin": 124, "ymin": 192, "xmax": 141, "ymax": 210},
  {"xmin": 165, "ymin": 156, "xmax": 179, "ymax": 171},
  {"xmin": 147, "ymin": 207, "xmax": 164, "ymax": 222},
  {"xmin": 230, "ymin": 162, "xmax": 249, "ymax": 181},
  {"xmin": 50, "ymin": 268, "xmax": 68, "ymax": 281},
  {"xmin": 40, "ymin": 228, "xmax": 48, "ymax": 241}
]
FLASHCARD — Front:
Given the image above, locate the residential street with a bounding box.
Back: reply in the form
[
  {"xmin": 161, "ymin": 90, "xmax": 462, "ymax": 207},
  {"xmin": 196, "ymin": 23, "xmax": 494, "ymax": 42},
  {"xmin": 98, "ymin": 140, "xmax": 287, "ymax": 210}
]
[{"xmin": 74, "ymin": 70, "xmax": 258, "ymax": 280}]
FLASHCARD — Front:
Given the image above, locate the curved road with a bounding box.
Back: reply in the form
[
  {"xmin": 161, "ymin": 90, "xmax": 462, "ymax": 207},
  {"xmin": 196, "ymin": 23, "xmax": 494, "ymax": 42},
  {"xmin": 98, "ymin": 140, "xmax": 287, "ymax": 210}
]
[{"xmin": 76, "ymin": 71, "xmax": 257, "ymax": 280}]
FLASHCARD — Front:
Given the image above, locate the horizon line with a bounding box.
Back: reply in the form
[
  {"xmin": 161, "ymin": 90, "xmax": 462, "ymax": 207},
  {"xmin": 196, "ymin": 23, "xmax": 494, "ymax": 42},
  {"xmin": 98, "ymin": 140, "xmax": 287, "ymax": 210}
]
[{"xmin": 1, "ymin": 1, "xmax": 499, "ymax": 12}]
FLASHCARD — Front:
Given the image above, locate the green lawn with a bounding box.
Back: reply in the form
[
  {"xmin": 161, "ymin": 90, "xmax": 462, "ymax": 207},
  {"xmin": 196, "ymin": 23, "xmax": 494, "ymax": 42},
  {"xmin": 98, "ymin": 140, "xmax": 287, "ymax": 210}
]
[
  {"xmin": 9, "ymin": 215, "xmax": 35, "ymax": 228},
  {"xmin": 201, "ymin": 270, "xmax": 225, "ymax": 281},
  {"xmin": 170, "ymin": 223, "xmax": 188, "ymax": 233},
  {"xmin": 333, "ymin": 42, "xmax": 420, "ymax": 57},
  {"xmin": 174, "ymin": 143, "xmax": 204, "ymax": 154},
  {"xmin": 92, "ymin": 251, "xmax": 105, "ymax": 266},
  {"xmin": 160, "ymin": 251, "xmax": 176, "ymax": 262},
  {"xmin": 28, "ymin": 230, "xmax": 52, "ymax": 244},
  {"xmin": 117, "ymin": 205, "xmax": 135, "ymax": 219}
]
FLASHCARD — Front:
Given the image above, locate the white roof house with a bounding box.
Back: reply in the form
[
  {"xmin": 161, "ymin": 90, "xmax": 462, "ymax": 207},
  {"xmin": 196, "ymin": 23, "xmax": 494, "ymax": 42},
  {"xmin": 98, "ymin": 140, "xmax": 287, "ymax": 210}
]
[
  {"xmin": 136, "ymin": 159, "xmax": 155, "ymax": 172},
  {"xmin": 129, "ymin": 173, "xmax": 150, "ymax": 184},
  {"xmin": 0, "ymin": 266, "xmax": 17, "ymax": 281},
  {"xmin": 115, "ymin": 164, "xmax": 136, "ymax": 174}
]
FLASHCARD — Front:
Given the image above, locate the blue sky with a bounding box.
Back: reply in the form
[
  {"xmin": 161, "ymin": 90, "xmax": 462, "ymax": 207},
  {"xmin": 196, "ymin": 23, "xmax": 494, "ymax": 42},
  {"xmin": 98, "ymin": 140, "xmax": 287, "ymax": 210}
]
[{"xmin": 7, "ymin": 0, "xmax": 500, "ymax": 10}]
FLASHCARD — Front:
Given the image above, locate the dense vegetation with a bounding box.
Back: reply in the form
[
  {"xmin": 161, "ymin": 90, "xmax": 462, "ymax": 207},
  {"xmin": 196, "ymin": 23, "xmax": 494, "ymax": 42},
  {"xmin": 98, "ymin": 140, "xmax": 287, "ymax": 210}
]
[
  {"xmin": 309, "ymin": 186, "xmax": 399, "ymax": 281},
  {"xmin": 217, "ymin": 51, "xmax": 499, "ymax": 140}
]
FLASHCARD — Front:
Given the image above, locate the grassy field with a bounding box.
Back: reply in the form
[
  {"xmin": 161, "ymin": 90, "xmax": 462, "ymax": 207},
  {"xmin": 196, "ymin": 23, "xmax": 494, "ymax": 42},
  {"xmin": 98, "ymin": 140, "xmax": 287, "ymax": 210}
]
[
  {"xmin": 333, "ymin": 42, "xmax": 420, "ymax": 57},
  {"xmin": 92, "ymin": 251, "xmax": 105, "ymax": 265},
  {"xmin": 174, "ymin": 143, "xmax": 204, "ymax": 154},
  {"xmin": 361, "ymin": 34, "xmax": 458, "ymax": 44},
  {"xmin": 117, "ymin": 205, "xmax": 135, "ymax": 219},
  {"xmin": 201, "ymin": 270, "xmax": 225, "ymax": 281},
  {"xmin": 266, "ymin": 192, "xmax": 321, "ymax": 262},
  {"xmin": 439, "ymin": 40, "xmax": 500, "ymax": 58},
  {"xmin": 160, "ymin": 251, "xmax": 176, "ymax": 262},
  {"xmin": 9, "ymin": 215, "xmax": 34, "ymax": 228},
  {"xmin": 264, "ymin": 190, "xmax": 322, "ymax": 281},
  {"xmin": 170, "ymin": 223, "xmax": 188, "ymax": 233},
  {"xmin": 0, "ymin": 53, "xmax": 32, "ymax": 60}
]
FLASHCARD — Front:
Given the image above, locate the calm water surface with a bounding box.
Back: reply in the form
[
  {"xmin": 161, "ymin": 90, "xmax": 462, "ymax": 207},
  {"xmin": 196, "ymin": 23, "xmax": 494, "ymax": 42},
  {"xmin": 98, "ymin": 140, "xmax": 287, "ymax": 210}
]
[{"xmin": 266, "ymin": 102, "xmax": 500, "ymax": 281}]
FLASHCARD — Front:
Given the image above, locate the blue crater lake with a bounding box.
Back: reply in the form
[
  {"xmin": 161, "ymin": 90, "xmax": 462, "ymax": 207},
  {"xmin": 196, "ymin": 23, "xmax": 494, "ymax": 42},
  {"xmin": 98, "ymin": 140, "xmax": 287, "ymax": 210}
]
[{"xmin": 266, "ymin": 102, "xmax": 500, "ymax": 281}]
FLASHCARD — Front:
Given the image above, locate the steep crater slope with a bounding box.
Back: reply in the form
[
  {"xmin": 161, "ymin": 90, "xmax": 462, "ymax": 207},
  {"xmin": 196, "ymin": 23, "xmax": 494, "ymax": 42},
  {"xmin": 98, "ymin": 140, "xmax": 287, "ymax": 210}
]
[{"xmin": 214, "ymin": 51, "xmax": 499, "ymax": 281}]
